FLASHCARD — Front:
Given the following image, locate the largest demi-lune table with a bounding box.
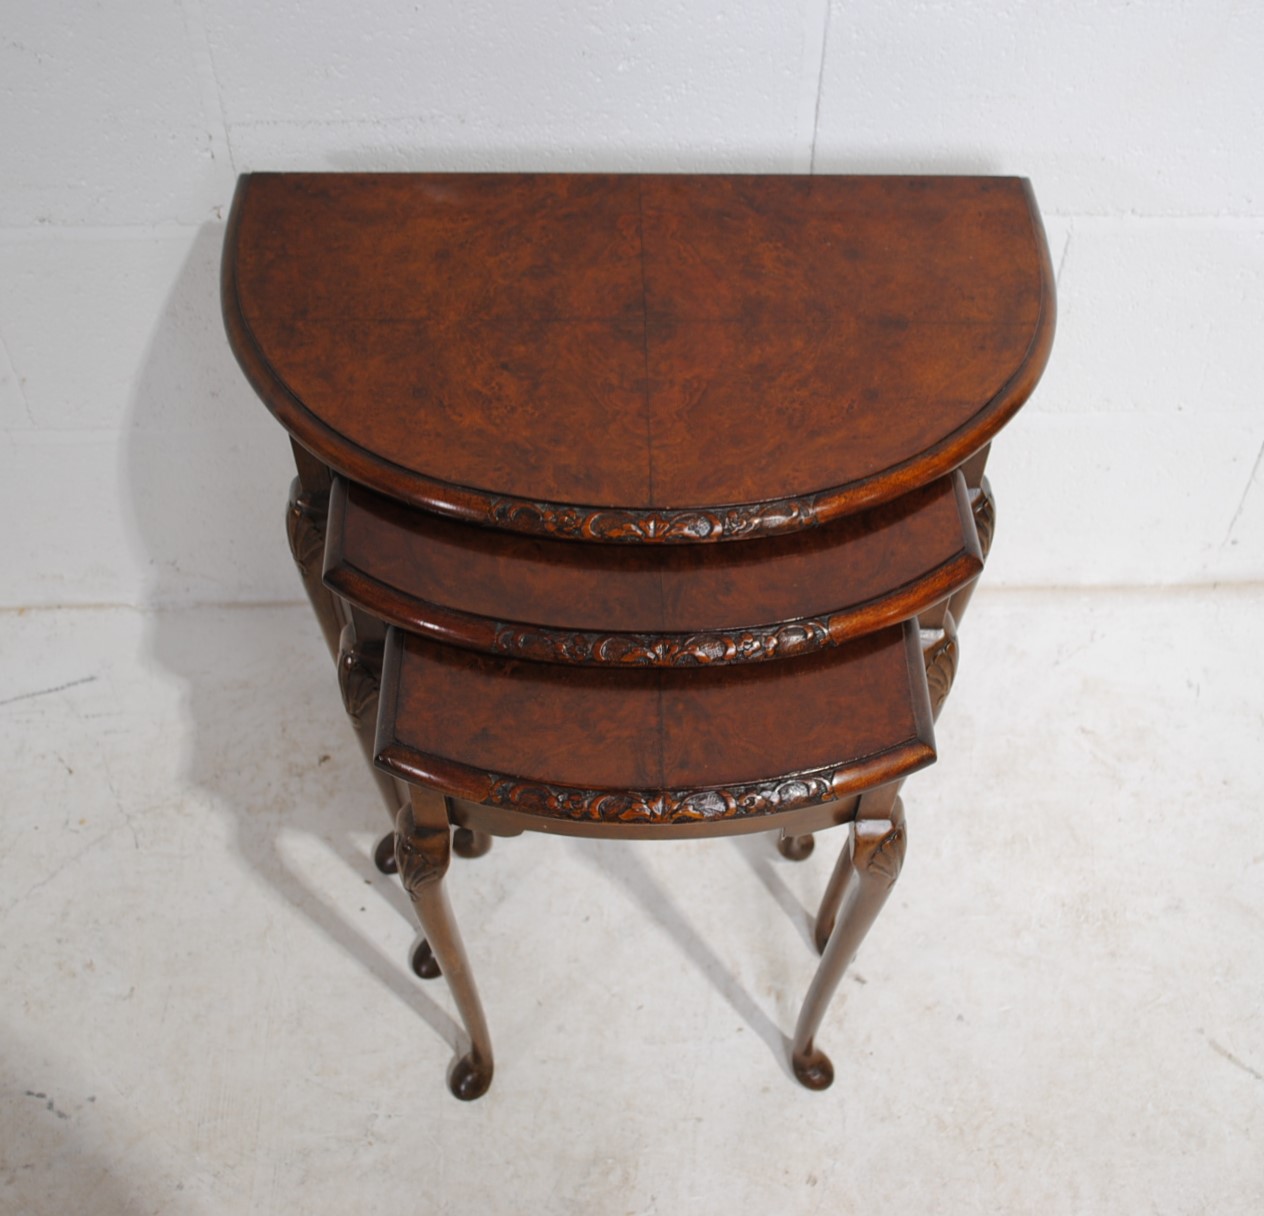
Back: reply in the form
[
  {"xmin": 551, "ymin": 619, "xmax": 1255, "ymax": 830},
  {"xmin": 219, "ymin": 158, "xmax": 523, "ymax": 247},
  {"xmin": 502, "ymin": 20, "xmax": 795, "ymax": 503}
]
[{"xmin": 223, "ymin": 172, "xmax": 1055, "ymax": 1100}]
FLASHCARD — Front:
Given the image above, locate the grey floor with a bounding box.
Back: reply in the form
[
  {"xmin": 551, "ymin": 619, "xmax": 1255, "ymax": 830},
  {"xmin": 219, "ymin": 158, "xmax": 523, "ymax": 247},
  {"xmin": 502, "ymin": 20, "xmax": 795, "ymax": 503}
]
[{"xmin": 2, "ymin": 587, "xmax": 1261, "ymax": 1214}]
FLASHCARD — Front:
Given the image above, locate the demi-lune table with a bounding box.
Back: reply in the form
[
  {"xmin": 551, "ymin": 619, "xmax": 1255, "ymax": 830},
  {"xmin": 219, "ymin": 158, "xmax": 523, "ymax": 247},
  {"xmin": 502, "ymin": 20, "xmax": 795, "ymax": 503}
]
[{"xmin": 223, "ymin": 172, "xmax": 1054, "ymax": 1100}]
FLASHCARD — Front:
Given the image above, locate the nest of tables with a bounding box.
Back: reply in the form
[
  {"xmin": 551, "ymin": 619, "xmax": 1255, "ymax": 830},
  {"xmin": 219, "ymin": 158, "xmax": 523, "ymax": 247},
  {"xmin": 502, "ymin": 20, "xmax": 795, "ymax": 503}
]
[{"xmin": 224, "ymin": 171, "xmax": 1054, "ymax": 1099}]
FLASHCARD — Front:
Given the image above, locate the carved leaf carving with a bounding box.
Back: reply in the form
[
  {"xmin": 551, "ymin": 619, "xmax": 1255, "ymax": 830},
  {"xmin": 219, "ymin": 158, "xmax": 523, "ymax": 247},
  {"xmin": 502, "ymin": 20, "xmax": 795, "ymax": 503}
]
[
  {"xmin": 857, "ymin": 823, "xmax": 907, "ymax": 887},
  {"xmin": 485, "ymin": 769, "xmax": 841, "ymax": 825},
  {"xmin": 491, "ymin": 618, "xmax": 834, "ymax": 667},
  {"xmin": 971, "ymin": 478, "xmax": 996, "ymax": 562},
  {"xmin": 489, "ymin": 495, "xmax": 823, "ymax": 543},
  {"xmin": 337, "ymin": 643, "xmax": 380, "ymax": 731},
  {"xmin": 285, "ymin": 479, "xmax": 327, "ymax": 575},
  {"xmin": 393, "ymin": 825, "xmax": 450, "ymax": 896},
  {"xmin": 920, "ymin": 618, "xmax": 959, "ymax": 718}
]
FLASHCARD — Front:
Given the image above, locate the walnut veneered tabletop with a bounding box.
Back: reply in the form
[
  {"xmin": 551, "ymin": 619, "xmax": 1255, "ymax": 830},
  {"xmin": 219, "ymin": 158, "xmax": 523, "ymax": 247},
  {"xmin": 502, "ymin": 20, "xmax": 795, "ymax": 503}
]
[
  {"xmin": 375, "ymin": 622, "xmax": 934, "ymax": 838},
  {"xmin": 225, "ymin": 173, "xmax": 1054, "ymax": 541},
  {"xmin": 325, "ymin": 471, "xmax": 982, "ymax": 666}
]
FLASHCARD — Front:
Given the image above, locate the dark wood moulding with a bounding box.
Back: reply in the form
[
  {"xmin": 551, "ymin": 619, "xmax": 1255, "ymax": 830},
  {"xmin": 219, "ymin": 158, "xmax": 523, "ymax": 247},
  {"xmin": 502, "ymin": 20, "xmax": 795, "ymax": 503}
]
[
  {"xmin": 374, "ymin": 622, "xmax": 936, "ymax": 839},
  {"xmin": 223, "ymin": 172, "xmax": 1055, "ymax": 542},
  {"xmin": 325, "ymin": 470, "xmax": 983, "ymax": 666}
]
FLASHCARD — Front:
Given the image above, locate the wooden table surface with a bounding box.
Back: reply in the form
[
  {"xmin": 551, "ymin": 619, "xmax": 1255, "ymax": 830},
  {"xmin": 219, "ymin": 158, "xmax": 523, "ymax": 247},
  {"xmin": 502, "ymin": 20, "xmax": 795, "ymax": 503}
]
[
  {"xmin": 376, "ymin": 621, "xmax": 935, "ymax": 835},
  {"xmin": 325, "ymin": 470, "xmax": 981, "ymax": 665},
  {"xmin": 224, "ymin": 173, "xmax": 1054, "ymax": 541}
]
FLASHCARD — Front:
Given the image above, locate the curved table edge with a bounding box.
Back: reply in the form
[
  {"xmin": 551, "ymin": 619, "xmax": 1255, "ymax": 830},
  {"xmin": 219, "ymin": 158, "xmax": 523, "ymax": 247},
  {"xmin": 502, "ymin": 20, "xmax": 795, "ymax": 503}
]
[
  {"xmin": 224, "ymin": 174, "xmax": 1056, "ymax": 543},
  {"xmin": 372, "ymin": 623, "xmax": 937, "ymax": 834}
]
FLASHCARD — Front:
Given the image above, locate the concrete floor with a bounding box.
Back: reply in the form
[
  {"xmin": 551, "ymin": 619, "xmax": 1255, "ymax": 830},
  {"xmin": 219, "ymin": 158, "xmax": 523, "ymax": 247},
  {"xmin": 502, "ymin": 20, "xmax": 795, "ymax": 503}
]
[{"xmin": 1, "ymin": 588, "xmax": 1261, "ymax": 1214}]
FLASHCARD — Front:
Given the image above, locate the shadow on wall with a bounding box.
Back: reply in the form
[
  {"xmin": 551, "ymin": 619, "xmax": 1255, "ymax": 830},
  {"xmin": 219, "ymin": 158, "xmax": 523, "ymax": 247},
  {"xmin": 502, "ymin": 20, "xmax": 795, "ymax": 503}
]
[
  {"xmin": 120, "ymin": 221, "xmax": 465, "ymax": 1059},
  {"xmin": 120, "ymin": 148, "xmax": 1007, "ymax": 610},
  {"xmin": 121, "ymin": 221, "xmax": 295, "ymax": 612}
]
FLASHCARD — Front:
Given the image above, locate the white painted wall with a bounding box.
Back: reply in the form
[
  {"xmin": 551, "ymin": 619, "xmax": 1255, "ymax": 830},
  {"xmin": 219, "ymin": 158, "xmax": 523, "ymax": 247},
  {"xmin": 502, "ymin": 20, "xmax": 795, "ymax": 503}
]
[{"xmin": 2, "ymin": 0, "xmax": 1261, "ymax": 607}]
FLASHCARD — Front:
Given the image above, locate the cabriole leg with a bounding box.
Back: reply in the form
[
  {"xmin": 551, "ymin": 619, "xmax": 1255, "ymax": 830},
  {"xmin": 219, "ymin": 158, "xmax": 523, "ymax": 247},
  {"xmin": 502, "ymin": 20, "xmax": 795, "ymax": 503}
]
[
  {"xmin": 285, "ymin": 468, "xmax": 342, "ymax": 662},
  {"xmin": 920, "ymin": 609, "xmax": 959, "ymax": 723},
  {"xmin": 812, "ymin": 603, "xmax": 953, "ymax": 960},
  {"xmin": 453, "ymin": 827, "xmax": 493, "ymax": 859},
  {"xmin": 335, "ymin": 619, "xmax": 411, "ymax": 867},
  {"xmin": 793, "ymin": 796, "xmax": 907, "ymax": 1091},
  {"xmin": 395, "ymin": 790, "xmax": 494, "ymax": 1101},
  {"xmin": 776, "ymin": 828, "xmax": 815, "ymax": 861}
]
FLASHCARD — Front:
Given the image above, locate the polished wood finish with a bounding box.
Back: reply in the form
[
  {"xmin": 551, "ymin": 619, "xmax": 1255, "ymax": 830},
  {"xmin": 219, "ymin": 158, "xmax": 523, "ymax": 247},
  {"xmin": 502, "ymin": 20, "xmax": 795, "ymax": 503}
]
[
  {"xmin": 326, "ymin": 471, "xmax": 982, "ymax": 666},
  {"xmin": 375, "ymin": 622, "xmax": 935, "ymax": 836},
  {"xmin": 372, "ymin": 831, "xmax": 398, "ymax": 875},
  {"xmin": 452, "ymin": 827, "xmax": 493, "ymax": 859},
  {"xmin": 794, "ymin": 792, "xmax": 907, "ymax": 1089},
  {"xmin": 394, "ymin": 790, "xmax": 493, "ymax": 1100},
  {"xmin": 224, "ymin": 171, "xmax": 1054, "ymax": 1102},
  {"xmin": 948, "ymin": 476, "xmax": 996, "ymax": 627},
  {"xmin": 776, "ymin": 829, "xmax": 815, "ymax": 861},
  {"xmin": 377, "ymin": 627, "xmax": 930, "ymax": 1088},
  {"xmin": 225, "ymin": 173, "xmax": 1054, "ymax": 540}
]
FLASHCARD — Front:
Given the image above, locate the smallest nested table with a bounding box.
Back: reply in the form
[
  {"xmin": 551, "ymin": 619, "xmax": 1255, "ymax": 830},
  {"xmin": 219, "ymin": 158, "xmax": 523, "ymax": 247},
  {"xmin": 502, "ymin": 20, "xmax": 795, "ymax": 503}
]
[{"xmin": 223, "ymin": 171, "xmax": 1054, "ymax": 1099}]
